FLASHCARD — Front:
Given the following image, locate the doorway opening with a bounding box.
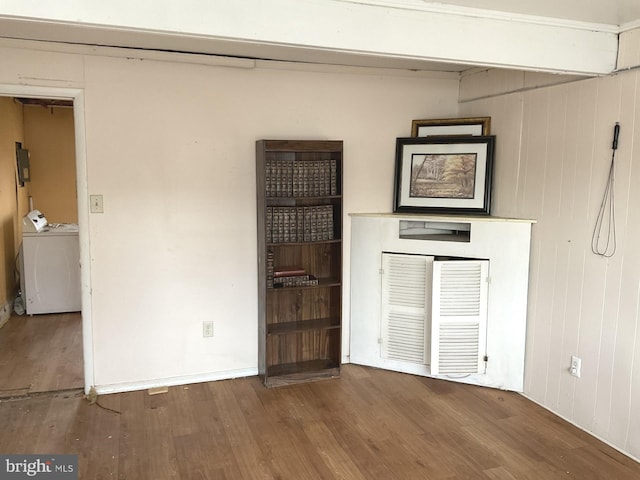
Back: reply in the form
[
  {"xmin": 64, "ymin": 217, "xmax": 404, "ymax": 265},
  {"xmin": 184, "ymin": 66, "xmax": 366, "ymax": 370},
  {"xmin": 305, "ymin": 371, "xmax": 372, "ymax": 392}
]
[{"xmin": 0, "ymin": 85, "xmax": 92, "ymax": 396}]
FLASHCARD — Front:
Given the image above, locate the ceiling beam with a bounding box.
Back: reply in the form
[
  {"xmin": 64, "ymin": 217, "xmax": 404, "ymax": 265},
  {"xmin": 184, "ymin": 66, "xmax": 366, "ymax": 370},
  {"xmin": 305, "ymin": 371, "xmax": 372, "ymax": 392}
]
[{"xmin": 0, "ymin": 0, "xmax": 619, "ymax": 74}]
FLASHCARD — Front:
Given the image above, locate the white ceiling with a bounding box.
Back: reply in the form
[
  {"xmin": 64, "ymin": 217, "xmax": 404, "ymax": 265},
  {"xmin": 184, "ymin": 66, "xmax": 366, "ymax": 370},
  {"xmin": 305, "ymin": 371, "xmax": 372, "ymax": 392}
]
[{"xmin": 427, "ymin": 0, "xmax": 640, "ymax": 26}]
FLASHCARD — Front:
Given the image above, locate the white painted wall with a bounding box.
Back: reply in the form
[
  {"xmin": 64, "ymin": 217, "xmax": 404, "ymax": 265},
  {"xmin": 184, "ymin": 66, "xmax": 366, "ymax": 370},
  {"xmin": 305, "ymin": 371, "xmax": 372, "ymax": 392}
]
[
  {"xmin": 461, "ymin": 70, "xmax": 640, "ymax": 460},
  {"xmin": 0, "ymin": 41, "xmax": 460, "ymax": 391}
]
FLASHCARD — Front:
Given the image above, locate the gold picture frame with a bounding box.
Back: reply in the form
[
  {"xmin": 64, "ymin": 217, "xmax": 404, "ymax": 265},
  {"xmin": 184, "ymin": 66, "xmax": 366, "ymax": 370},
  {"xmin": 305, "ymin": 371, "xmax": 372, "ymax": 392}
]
[{"xmin": 411, "ymin": 117, "xmax": 491, "ymax": 137}]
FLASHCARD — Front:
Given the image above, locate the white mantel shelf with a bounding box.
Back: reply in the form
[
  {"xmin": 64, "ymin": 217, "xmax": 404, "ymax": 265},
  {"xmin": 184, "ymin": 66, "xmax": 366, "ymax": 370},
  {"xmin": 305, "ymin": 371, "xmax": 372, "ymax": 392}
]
[{"xmin": 349, "ymin": 212, "xmax": 537, "ymax": 223}]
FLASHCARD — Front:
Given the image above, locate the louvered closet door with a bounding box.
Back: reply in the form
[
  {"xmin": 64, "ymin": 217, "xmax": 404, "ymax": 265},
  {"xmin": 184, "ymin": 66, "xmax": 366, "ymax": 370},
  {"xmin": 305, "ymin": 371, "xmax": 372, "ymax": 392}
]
[
  {"xmin": 431, "ymin": 260, "xmax": 489, "ymax": 376},
  {"xmin": 381, "ymin": 253, "xmax": 433, "ymax": 364}
]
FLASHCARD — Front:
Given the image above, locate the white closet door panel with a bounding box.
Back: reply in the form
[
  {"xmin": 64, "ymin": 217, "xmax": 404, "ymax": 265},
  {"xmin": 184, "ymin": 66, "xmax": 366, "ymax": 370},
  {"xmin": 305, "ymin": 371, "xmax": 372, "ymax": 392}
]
[
  {"xmin": 431, "ymin": 260, "xmax": 489, "ymax": 375},
  {"xmin": 381, "ymin": 253, "xmax": 433, "ymax": 364}
]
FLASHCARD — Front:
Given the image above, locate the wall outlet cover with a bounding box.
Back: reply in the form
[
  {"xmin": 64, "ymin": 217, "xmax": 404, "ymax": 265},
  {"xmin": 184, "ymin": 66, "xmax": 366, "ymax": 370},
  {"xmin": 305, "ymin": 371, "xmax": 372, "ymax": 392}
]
[
  {"xmin": 570, "ymin": 355, "xmax": 582, "ymax": 378},
  {"xmin": 203, "ymin": 321, "xmax": 214, "ymax": 337}
]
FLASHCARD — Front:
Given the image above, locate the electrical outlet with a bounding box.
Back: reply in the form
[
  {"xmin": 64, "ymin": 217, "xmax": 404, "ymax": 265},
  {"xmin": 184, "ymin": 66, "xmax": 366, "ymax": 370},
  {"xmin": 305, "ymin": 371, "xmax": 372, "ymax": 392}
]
[
  {"xmin": 203, "ymin": 321, "xmax": 214, "ymax": 338},
  {"xmin": 570, "ymin": 355, "xmax": 581, "ymax": 378}
]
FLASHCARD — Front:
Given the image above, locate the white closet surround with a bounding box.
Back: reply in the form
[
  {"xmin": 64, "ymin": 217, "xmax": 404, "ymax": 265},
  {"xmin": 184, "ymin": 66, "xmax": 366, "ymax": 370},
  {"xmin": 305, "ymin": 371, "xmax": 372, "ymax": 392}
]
[{"xmin": 349, "ymin": 213, "xmax": 535, "ymax": 392}]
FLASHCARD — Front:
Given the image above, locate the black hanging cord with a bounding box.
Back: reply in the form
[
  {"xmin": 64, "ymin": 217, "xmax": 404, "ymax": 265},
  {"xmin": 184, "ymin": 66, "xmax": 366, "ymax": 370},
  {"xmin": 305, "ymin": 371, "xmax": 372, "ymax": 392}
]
[{"xmin": 591, "ymin": 123, "xmax": 619, "ymax": 257}]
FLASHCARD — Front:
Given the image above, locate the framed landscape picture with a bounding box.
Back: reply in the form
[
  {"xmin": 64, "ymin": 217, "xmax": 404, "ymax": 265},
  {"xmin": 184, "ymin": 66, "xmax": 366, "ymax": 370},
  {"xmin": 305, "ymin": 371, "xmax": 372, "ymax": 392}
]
[{"xmin": 393, "ymin": 136, "xmax": 495, "ymax": 215}]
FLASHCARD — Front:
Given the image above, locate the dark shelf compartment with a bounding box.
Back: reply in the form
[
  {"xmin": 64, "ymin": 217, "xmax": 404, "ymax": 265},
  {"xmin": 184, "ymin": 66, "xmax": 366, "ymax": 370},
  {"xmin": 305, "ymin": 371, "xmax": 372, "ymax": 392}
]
[
  {"xmin": 267, "ymin": 317, "xmax": 341, "ymax": 335},
  {"xmin": 266, "ymin": 360, "xmax": 341, "ymax": 387}
]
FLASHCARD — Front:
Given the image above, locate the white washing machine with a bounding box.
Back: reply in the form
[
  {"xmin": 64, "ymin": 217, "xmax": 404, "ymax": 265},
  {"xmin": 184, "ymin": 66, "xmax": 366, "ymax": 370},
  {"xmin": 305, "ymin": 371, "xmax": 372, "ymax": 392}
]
[{"xmin": 20, "ymin": 216, "xmax": 81, "ymax": 315}]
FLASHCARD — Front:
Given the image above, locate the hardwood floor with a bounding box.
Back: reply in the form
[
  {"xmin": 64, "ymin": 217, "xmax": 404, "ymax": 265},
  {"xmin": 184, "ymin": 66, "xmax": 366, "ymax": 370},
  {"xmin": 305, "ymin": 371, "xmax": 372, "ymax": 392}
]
[
  {"xmin": 1, "ymin": 364, "xmax": 639, "ymax": 479},
  {"xmin": 0, "ymin": 312, "xmax": 83, "ymax": 398}
]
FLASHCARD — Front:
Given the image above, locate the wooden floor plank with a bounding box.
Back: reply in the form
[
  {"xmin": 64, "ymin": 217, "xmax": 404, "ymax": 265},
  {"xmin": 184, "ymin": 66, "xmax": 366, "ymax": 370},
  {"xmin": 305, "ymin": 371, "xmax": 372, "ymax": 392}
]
[
  {"xmin": 0, "ymin": 364, "xmax": 639, "ymax": 479},
  {"xmin": 31, "ymin": 313, "xmax": 84, "ymax": 393},
  {"xmin": 117, "ymin": 391, "xmax": 149, "ymax": 478},
  {"xmin": 211, "ymin": 380, "xmax": 274, "ymax": 479},
  {"xmin": 143, "ymin": 402, "xmax": 181, "ymax": 479},
  {"xmin": 34, "ymin": 390, "xmax": 84, "ymax": 452},
  {"xmin": 82, "ymin": 400, "xmax": 120, "ymax": 479},
  {"xmin": 246, "ymin": 383, "xmax": 335, "ymax": 480},
  {"xmin": 0, "ymin": 313, "xmax": 83, "ymax": 397},
  {"xmin": 173, "ymin": 433, "xmax": 229, "ymax": 480},
  {"xmin": 172, "ymin": 383, "xmax": 244, "ymax": 479},
  {"xmin": 0, "ymin": 395, "xmax": 52, "ymax": 453},
  {"xmin": 292, "ymin": 379, "xmax": 400, "ymax": 479}
]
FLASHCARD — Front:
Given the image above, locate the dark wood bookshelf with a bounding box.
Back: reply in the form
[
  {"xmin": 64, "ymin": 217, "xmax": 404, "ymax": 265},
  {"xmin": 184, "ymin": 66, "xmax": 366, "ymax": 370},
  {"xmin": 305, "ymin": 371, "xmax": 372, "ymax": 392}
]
[{"xmin": 257, "ymin": 139, "xmax": 343, "ymax": 387}]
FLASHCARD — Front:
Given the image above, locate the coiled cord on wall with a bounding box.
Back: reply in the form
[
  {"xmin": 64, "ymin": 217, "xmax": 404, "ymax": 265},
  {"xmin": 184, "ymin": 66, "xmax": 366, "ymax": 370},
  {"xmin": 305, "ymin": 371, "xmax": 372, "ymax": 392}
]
[{"xmin": 591, "ymin": 122, "xmax": 619, "ymax": 258}]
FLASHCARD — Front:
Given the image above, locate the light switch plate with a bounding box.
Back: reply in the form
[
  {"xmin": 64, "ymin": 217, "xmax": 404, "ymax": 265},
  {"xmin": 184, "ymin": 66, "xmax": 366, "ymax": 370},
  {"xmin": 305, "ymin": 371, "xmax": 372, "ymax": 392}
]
[{"xmin": 90, "ymin": 194, "xmax": 104, "ymax": 213}]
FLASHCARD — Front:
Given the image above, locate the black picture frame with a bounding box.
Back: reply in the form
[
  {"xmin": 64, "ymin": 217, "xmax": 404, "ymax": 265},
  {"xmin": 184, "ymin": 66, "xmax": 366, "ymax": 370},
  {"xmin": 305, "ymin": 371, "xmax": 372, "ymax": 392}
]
[
  {"xmin": 393, "ymin": 136, "xmax": 495, "ymax": 215},
  {"xmin": 15, "ymin": 142, "xmax": 31, "ymax": 187}
]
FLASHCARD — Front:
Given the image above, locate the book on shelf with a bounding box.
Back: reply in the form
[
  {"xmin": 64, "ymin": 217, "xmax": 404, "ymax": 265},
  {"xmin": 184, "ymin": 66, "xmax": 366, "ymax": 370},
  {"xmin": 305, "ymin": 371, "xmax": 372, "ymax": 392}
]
[
  {"xmin": 302, "ymin": 206, "xmax": 311, "ymax": 242},
  {"xmin": 320, "ymin": 205, "xmax": 328, "ymax": 241},
  {"xmin": 266, "ymin": 207, "xmax": 273, "ymax": 243},
  {"xmin": 274, "ymin": 159, "xmax": 281, "ymax": 197},
  {"xmin": 293, "ymin": 159, "xmax": 301, "ymax": 197},
  {"xmin": 289, "ymin": 208, "xmax": 297, "ymax": 243},
  {"xmin": 302, "ymin": 162, "xmax": 309, "ymax": 197},
  {"xmin": 272, "ymin": 207, "xmax": 280, "ymax": 243},
  {"xmin": 312, "ymin": 206, "xmax": 318, "ymax": 241},
  {"xmin": 322, "ymin": 160, "xmax": 330, "ymax": 196},
  {"xmin": 313, "ymin": 160, "xmax": 319, "ymax": 197},
  {"xmin": 283, "ymin": 208, "xmax": 290, "ymax": 243},
  {"xmin": 273, "ymin": 274, "xmax": 309, "ymax": 283},
  {"xmin": 285, "ymin": 158, "xmax": 293, "ymax": 197},
  {"xmin": 327, "ymin": 205, "xmax": 334, "ymax": 240},
  {"xmin": 330, "ymin": 159, "xmax": 337, "ymax": 195},
  {"xmin": 265, "ymin": 158, "xmax": 272, "ymax": 197},
  {"xmin": 273, "ymin": 266, "xmax": 307, "ymax": 277},
  {"xmin": 296, "ymin": 207, "xmax": 304, "ymax": 242},
  {"xmin": 272, "ymin": 275, "xmax": 319, "ymax": 288},
  {"xmin": 266, "ymin": 250, "xmax": 274, "ymax": 289}
]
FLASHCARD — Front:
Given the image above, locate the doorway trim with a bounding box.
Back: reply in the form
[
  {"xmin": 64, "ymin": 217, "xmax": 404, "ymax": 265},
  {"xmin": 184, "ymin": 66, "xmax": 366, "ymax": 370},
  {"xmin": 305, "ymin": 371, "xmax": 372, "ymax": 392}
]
[{"xmin": 0, "ymin": 83, "xmax": 93, "ymax": 394}]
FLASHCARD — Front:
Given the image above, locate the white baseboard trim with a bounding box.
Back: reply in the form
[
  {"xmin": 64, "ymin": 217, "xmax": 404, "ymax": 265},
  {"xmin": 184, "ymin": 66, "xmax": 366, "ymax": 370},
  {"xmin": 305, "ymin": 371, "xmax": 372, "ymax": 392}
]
[
  {"xmin": 0, "ymin": 300, "xmax": 13, "ymax": 328},
  {"xmin": 520, "ymin": 393, "xmax": 640, "ymax": 465},
  {"xmin": 93, "ymin": 367, "xmax": 259, "ymax": 395}
]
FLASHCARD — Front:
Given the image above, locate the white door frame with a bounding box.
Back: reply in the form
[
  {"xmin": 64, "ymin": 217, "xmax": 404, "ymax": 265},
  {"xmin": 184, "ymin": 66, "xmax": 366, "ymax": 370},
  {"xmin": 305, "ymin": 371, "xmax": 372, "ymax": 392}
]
[{"xmin": 1, "ymin": 83, "xmax": 94, "ymax": 393}]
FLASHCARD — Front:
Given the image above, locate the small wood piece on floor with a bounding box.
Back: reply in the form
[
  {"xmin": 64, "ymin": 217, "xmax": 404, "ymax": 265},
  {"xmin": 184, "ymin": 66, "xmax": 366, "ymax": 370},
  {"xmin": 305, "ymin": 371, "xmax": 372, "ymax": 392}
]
[{"xmin": 147, "ymin": 386, "xmax": 169, "ymax": 395}]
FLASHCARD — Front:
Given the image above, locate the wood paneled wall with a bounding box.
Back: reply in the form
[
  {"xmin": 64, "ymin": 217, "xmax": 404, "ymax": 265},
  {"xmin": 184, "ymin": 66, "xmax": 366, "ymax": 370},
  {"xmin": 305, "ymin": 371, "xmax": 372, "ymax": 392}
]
[
  {"xmin": 0, "ymin": 97, "xmax": 27, "ymax": 314},
  {"xmin": 462, "ymin": 70, "xmax": 640, "ymax": 460},
  {"xmin": 23, "ymin": 105, "xmax": 77, "ymax": 224}
]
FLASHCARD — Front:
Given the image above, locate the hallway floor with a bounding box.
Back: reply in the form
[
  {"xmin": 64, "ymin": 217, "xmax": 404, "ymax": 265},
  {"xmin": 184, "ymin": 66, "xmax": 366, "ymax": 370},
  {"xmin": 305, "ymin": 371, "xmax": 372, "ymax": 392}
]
[{"xmin": 0, "ymin": 312, "xmax": 83, "ymax": 398}]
